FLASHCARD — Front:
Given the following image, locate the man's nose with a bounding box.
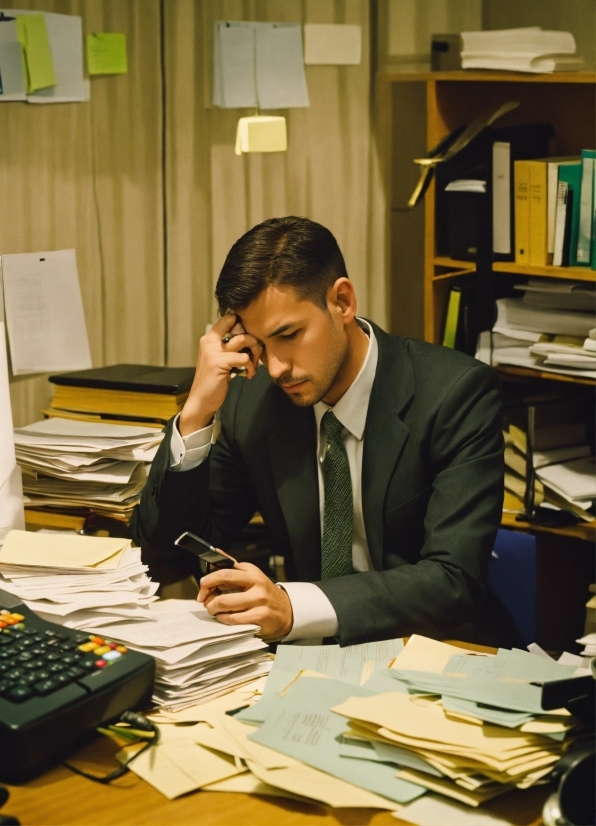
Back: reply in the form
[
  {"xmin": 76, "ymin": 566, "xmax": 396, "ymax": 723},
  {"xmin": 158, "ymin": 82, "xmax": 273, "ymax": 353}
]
[{"xmin": 266, "ymin": 353, "xmax": 291, "ymax": 380}]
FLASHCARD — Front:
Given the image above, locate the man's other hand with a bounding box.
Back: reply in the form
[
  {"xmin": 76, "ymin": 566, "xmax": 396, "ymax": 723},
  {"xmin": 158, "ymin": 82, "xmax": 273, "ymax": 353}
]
[{"xmin": 197, "ymin": 562, "xmax": 293, "ymax": 641}]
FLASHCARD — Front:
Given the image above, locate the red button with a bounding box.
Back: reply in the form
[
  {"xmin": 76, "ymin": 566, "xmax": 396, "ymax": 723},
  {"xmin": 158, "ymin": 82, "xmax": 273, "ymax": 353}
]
[
  {"xmin": 108, "ymin": 642, "xmax": 118, "ymax": 649},
  {"xmin": 95, "ymin": 659, "xmax": 107, "ymax": 668}
]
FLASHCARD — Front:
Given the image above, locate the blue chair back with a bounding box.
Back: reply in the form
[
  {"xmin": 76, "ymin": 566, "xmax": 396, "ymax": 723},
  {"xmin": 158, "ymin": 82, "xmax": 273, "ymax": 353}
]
[{"xmin": 488, "ymin": 529, "xmax": 537, "ymax": 646}]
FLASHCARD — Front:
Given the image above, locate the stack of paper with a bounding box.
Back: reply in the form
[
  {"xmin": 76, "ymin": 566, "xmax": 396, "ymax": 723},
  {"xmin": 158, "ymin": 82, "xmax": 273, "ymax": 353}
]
[
  {"xmin": 14, "ymin": 418, "xmax": 163, "ymax": 523},
  {"xmin": 80, "ymin": 602, "xmax": 272, "ymax": 712},
  {"xmin": 128, "ymin": 635, "xmax": 588, "ymax": 813},
  {"xmin": 0, "ymin": 530, "xmax": 158, "ymax": 627},
  {"xmin": 477, "ymin": 285, "xmax": 596, "ymax": 380},
  {"xmin": 460, "ymin": 28, "xmax": 583, "ymax": 73},
  {"xmin": 536, "ymin": 457, "xmax": 596, "ymax": 516},
  {"xmin": 0, "ymin": 531, "xmax": 272, "ymax": 710},
  {"xmin": 576, "ymin": 633, "xmax": 596, "ymax": 658}
]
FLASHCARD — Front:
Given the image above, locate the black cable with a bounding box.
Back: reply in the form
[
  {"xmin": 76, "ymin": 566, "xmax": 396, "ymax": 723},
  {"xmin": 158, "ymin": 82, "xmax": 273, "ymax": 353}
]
[{"xmin": 63, "ymin": 711, "xmax": 160, "ymax": 785}]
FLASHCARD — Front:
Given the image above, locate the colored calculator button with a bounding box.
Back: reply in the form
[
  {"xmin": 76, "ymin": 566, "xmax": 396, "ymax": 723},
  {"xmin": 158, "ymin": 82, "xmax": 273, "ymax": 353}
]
[
  {"xmin": 102, "ymin": 651, "xmax": 121, "ymax": 662},
  {"xmin": 108, "ymin": 642, "xmax": 118, "ymax": 650},
  {"xmin": 90, "ymin": 637, "xmax": 105, "ymax": 646},
  {"xmin": 93, "ymin": 646, "xmax": 110, "ymax": 656},
  {"xmin": 10, "ymin": 614, "xmax": 25, "ymax": 622},
  {"xmin": 115, "ymin": 646, "xmax": 128, "ymax": 654},
  {"xmin": 0, "ymin": 610, "xmax": 9, "ymax": 616},
  {"xmin": 95, "ymin": 659, "xmax": 107, "ymax": 668},
  {"xmin": 78, "ymin": 642, "xmax": 97, "ymax": 653}
]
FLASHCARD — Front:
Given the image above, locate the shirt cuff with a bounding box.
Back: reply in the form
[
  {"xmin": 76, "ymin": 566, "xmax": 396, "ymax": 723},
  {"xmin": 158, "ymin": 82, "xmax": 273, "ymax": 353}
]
[
  {"xmin": 278, "ymin": 581, "xmax": 339, "ymax": 641},
  {"xmin": 170, "ymin": 413, "xmax": 213, "ymax": 471}
]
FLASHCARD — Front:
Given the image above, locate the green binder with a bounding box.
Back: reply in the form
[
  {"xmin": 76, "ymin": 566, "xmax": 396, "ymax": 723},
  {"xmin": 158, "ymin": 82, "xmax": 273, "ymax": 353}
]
[{"xmin": 558, "ymin": 162, "xmax": 583, "ymax": 267}]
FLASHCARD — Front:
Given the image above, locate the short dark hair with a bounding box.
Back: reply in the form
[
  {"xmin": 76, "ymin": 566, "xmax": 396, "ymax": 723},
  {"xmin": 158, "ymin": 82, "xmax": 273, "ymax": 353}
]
[{"xmin": 215, "ymin": 216, "xmax": 348, "ymax": 313}]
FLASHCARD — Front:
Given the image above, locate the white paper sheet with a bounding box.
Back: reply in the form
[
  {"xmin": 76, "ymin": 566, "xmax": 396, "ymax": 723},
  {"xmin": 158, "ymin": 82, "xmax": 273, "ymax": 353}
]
[
  {"xmin": 2, "ymin": 249, "xmax": 92, "ymax": 375},
  {"xmin": 0, "ymin": 465, "xmax": 25, "ymax": 544},
  {"xmin": 0, "ymin": 322, "xmax": 15, "ymax": 488},
  {"xmin": 303, "ymin": 24, "xmax": 362, "ymax": 65},
  {"xmin": 0, "ymin": 23, "xmax": 26, "ymax": 100},
  {"xmin": 0, "ymin": 10, "xmax": 86, "ymax": 102},
  {"xmin": 214, "ymin": 21, "xmax": 309, "ymax": 109}
]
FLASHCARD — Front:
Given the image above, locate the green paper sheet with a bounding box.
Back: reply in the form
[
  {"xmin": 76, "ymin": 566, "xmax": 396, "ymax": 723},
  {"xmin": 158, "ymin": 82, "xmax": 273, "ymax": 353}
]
[
  {"xmin": 249, "ymin": 676, "xmax": 426, "ymax": 805},
  {"xmin": 15, "ymin": 14, "xmax": 56, "ymax": 93},
  {"xmin": 87, "ymin": 33, "xmax": 127, "ymax": 75}
]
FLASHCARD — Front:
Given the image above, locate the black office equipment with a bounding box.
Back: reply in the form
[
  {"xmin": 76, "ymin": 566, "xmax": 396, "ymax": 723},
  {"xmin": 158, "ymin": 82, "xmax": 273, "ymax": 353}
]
[{"xmin": 0, "ymin": 588, "xmax": 155, "ymax": 783}]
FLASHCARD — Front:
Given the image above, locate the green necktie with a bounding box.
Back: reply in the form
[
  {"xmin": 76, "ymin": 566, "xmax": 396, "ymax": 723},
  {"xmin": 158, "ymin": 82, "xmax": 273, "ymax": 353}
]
[{"xmin": 321, "ymin": 410, "xmax": 353, "ymax": 579}]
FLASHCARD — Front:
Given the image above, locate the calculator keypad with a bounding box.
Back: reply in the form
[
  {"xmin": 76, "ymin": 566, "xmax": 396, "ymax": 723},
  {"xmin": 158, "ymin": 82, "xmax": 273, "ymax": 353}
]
[{"xmin": 0, "ymin": 610, "xmax": 129, "ymax": 703}]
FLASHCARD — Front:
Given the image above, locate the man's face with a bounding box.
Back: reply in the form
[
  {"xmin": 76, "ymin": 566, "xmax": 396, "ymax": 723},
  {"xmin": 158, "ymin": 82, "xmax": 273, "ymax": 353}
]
[{"xmin": 239, "ymin": 284, "xmax": 349, "ymax": 407}]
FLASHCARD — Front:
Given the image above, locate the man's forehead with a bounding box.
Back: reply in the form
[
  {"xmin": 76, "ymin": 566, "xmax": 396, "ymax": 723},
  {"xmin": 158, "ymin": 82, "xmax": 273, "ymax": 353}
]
[{"xmin": 238, "ymin": 285, "xmax": 319, "ymax": 336}]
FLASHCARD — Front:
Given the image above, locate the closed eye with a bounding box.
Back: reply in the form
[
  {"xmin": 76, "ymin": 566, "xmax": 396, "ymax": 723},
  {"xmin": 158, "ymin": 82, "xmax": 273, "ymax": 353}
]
[{"xmin": 280, "ymin": 330, "xmax": 299, "ymax": 340}]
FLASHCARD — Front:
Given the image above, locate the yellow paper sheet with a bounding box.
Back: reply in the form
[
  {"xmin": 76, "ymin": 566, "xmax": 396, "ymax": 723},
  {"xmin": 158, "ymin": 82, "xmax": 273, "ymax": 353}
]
[
  {"xmin": 203, "ymin": 771, "xmax": 309, "ymax": 801},
  {"xmin": 395, "ymin": 768, "xmax": 513, "ymax": 807},
  {"xmin": 390, "ymin": 635, "xmax": 484, "ymax": 673},
  {"xmin": 121, "ymin": 746, "xmax": 199, "ymax": 799},
  {"xmin": 245, "ymin": 758, "xmax": 400, "ymax": 810},
  {"xmin": 0, "ymin": 529, "xmax": 128, "ymax": 568},
  {"xmin": 158, "ymin": 741, "xmax": 243, "ymax": 787},
  {"xmin": 86, "ymin": 33, "xmax": 127, "ymax": 75},
  {"xmin": 332, "ymin": 693, "xmax": 547, "ymax": 754},
  {"xmin": 213, "ymin": 713, "xmax": 292, "ymax": 770},
  {"xmin": 15, "ymin": 14, "xmax": 56, "ymax": 92}
]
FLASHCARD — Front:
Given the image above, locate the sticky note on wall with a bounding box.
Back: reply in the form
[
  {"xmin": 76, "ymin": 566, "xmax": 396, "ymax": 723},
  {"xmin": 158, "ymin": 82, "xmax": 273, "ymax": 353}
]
[
  {"xmin": 235, "ymin": 116, "xmax": 287, "ymax": 155},
  {"xmin": 87, "ymin": 33, "xmax": 128, "ymax": 76},
  {"xmin": 303, "ymin": 24, "xmax": 362, "ymax": 65},
  {"xmin": 15, "ymin": 14, "xmax": 57, "ymax": 92}
]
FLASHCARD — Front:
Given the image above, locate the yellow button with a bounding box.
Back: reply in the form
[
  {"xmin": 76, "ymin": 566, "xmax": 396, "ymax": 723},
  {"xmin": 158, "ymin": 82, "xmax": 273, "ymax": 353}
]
[
  {"xmin": 115, "ymin": 646, "xmax": 128, "ymax": 654},
  {"xmin": 10, "ymin": 613, "xmax": 25, "ymax": 621},
  {"xmin": 78, "ymin": 642, "xmax": 97, "ymax": 653},
  {"xmin": 93, "ymin": 645, "xmax": 110, "ymax": 656}
]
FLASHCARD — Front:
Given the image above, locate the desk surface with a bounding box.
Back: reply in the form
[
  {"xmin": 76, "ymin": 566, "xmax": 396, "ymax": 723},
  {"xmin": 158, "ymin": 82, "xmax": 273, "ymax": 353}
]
[{"xmin": 4, "ymin": 735, "xmax": 546, "ymax": 826}]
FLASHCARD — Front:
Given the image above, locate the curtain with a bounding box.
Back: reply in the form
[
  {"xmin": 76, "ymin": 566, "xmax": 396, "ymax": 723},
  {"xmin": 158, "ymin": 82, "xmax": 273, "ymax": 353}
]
[
  {"xmin": 1, "ymin": 0, "xmax": 163, "ymax": 426},
  {"xmin": 164, "ymin": 0, "xmax": 386, "ymax": 366},
  {"xmin": 4, "ymin": 0, "xmax": 387, "ymax": 424}
]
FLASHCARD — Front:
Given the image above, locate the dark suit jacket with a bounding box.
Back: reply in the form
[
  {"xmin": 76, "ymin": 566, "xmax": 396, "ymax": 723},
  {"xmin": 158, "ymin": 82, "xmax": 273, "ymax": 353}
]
[{"xmin": 132, "ymin": 323, "xmax": 508, "ymax": 647}]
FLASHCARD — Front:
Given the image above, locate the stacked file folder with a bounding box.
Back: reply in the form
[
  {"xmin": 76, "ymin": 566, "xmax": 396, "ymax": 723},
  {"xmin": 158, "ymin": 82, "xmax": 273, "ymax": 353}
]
[
  {"xmin": 460, "ymin": 28, "xmax": 583, "ymax": 73},
  {"xmin": 14, "ymin": 418, "xmax": 163, "ymax": 528}
]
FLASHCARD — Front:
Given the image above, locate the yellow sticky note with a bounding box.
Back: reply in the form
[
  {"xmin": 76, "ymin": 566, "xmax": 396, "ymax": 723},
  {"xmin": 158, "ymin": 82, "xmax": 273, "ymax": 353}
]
[
  {"xmin": 15, "ymin": 14, "xmax": 57, "ymax": 93},
  {"xmin": 87, "ymin": 33, "xmax": 127, "ymax": 76}
]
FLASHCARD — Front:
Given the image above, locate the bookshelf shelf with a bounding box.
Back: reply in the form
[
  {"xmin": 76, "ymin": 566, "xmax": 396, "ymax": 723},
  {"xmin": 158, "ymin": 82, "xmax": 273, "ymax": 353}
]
[
  {"xmin": 495, "ymin": 365, "xmax": 595, "ymax": 386},
  {"xmin": 433, "ymin": 256, "xmax": 595, "ymax": 282},
  {"xmin": 501, "ymin": 512, "xmax": 596, "ymax": 542}
]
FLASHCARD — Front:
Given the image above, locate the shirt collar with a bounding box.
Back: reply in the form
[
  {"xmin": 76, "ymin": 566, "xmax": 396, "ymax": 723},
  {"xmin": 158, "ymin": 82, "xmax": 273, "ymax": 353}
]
[{"xmin": 314, "ymin": 318, "xmax": 378, "ymax": 441}]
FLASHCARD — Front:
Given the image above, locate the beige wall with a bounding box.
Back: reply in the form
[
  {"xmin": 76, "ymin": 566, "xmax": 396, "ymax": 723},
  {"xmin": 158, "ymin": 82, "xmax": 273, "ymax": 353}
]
[{"xmin": 4, "ymin": 0, "xmax": 386, "ymax": 426}]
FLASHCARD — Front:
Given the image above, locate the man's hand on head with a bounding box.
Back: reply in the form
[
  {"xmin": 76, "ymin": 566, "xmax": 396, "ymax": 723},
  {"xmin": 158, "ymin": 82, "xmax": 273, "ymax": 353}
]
[
  {"xmin": 197, "ymin": 562, "xmax": 293, "ymax": 641},
  {"xmin": 179, "ymin": 312, "xmax": 262, "ymax": 435}
]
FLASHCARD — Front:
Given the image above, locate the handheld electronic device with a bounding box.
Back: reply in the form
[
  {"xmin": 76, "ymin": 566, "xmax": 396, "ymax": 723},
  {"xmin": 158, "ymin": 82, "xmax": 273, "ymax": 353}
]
[{"xmin": 174, "ymin": 531, "xmax": 237, "ymax": 575}]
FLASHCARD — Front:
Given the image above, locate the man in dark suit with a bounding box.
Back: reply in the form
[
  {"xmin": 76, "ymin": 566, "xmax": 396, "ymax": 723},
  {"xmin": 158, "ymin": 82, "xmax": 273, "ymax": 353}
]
[{"xmin": 132, "ymin": 216, "xmax": 506, "ymax": 646}]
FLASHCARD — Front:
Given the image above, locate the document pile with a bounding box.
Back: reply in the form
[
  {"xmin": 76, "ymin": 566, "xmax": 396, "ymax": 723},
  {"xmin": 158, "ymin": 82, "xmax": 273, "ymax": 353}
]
[
  {"xmin": 0, "ymin": 531, "xmax": 271, "ymax": 711},
  {"xmin": 576, "ymin": 633, "xmax": 596, "ymax": 658},
  {"xmin": 14, "ymin": 418, "xmax": 163, "ymax": 525},
  {"xmin": 477, "ymin": 280, "xmax": 596, "ymax": 380},
  {"xmin": 502, "ymin": 399, "xmax": 594, "ymax": 519},
  {"xmin": 82, "ymin": 603, "xmax": 272, "ymax": 713},
  {"xmin": 460, "ymin": 28, "xmax": 583, "ymax": 73},
  {"xmin": 127, "ymin": 634, "xmax": 589, "ymax": 817},
  {"xmin": 0, "ymin": 531, "xmax": 158, "ymax": 628}
]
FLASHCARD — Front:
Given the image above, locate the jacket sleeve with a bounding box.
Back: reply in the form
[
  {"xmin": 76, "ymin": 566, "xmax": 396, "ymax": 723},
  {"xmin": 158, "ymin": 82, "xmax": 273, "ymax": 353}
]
[
  {"xmin": 315, "ymin": 363, "xmax": 504, "ymax": 646},
  {"xmin": 130, "ymin": 386, "xmax": 259, "ymax": 569}
]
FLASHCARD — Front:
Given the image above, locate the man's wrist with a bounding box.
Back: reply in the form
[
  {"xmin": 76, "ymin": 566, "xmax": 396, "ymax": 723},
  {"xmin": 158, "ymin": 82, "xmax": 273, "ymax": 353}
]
[{"xmin": 179, "ymin": 404, "xmax": 215, "ymax": 436}]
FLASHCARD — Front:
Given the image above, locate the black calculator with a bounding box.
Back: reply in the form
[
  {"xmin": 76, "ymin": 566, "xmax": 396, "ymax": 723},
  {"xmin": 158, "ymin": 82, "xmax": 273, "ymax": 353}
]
[{"xmin": 0, "ymin": 588, "xmax": 155, "ymax": 783}]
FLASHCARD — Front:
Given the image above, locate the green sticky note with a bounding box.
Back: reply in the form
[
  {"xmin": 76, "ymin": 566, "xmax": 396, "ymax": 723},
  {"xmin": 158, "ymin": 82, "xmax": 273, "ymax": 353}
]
[
  {"xmin": 15, "ymin": 14, "xmax": 57, "ymax": 93},
  {"xmin": 87, "ymin": 33, "xmax": 127, "ymax": 76}
]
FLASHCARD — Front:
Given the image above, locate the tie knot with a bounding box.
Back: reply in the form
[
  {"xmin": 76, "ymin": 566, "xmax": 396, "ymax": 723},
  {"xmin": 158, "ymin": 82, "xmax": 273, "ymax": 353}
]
[{"xmin": 322, "ymin": 410, "xmax": 344, "ymax": 443}]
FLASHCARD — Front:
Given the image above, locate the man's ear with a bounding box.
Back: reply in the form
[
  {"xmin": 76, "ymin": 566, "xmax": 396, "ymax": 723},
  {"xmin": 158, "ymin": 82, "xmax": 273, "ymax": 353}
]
[{"xmin": 329, "ymin": 278, "xmax": 357, "ymax": 324}]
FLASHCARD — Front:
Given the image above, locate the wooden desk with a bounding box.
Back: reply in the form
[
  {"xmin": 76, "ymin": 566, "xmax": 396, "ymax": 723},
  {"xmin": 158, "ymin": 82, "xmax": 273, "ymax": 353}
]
[{"xmin": 3, "ymin": 722, "xmax": 547, "ymax": 826}]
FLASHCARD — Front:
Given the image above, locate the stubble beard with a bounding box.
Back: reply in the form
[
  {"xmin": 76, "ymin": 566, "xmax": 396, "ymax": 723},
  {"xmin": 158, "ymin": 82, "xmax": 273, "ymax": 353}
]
[{"xmin": 276, "ymin": 336, "xmax": 349, "ymax": 408}]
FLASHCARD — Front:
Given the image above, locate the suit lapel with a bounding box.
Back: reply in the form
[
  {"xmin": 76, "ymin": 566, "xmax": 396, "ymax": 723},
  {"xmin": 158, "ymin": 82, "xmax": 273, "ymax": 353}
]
[
  {"xmin": 362, "ymin": 326, "xmax": 414, "ymax": 570},
  {"xmin": 266, "ymin": 389, "xmax": 321, "ymax": 580}
]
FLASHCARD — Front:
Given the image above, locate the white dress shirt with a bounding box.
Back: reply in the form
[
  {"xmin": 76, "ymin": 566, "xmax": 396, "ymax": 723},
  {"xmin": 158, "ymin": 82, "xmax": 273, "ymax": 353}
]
[{"xmin": 170, "ymin": 320, "xmax": 379, "ymax": 641}]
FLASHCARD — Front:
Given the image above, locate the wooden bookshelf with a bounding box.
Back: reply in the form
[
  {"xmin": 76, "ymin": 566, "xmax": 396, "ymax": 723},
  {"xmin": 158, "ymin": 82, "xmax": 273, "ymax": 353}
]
[{"xmin": 379, "ymin": 70, "xmax": 596, "ymax": 608}]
